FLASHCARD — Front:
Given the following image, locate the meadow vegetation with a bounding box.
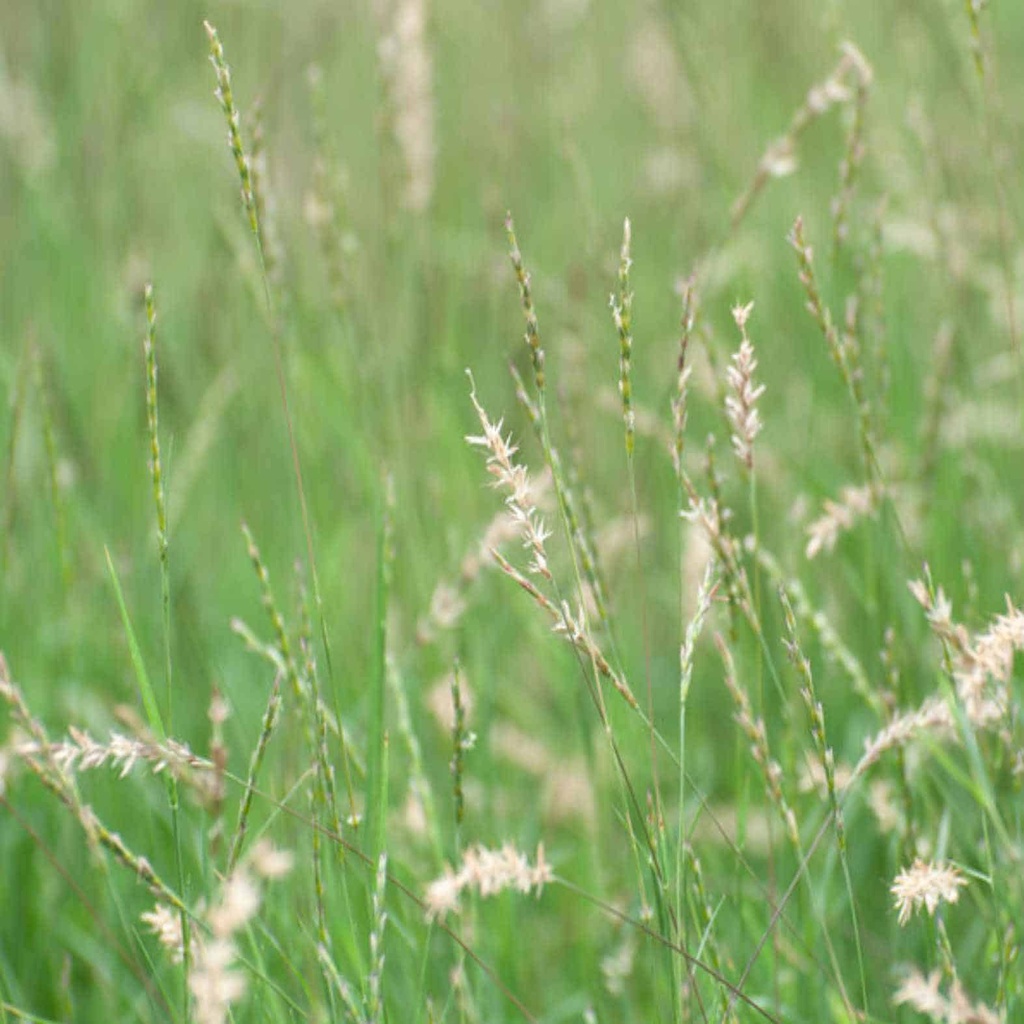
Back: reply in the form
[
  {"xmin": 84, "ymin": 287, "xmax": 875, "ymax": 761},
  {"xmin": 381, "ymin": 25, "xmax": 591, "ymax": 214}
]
[{"xmin": 1, "ymin": 1, "xmax": 1023, "ymax": 1021}]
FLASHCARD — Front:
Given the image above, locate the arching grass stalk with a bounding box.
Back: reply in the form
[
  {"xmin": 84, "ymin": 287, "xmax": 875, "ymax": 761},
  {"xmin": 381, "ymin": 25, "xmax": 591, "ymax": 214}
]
[
  {"xmin": 0, "ymin": 655, "xmax": 188, "ymax": 917},
  {"xmin": 681, "ymin": 475, "xmax": 786, "ymax": 710},
  {"xmin": 508, "ymin": 362, "xmax": 613, "ymax": 640},
  {"xmin": 220, "ymin": 746, "xmax": 850, "ymax": 1024},
  {"xmin": 790, "ymin": 218, "xmax": 879, "ymax": 486},
  {"xmin": 780, "ymin": 588, "xmax": 869, "ymax": 1019},
  {"xmin": 754, "ymin": 545, "xmax": 882, "ymax": 718},
  {"xmin": 790, "ymin": 217, "xmax": 901, "ymax": 653},
  {"xmin": 830, "ymin": 43, "xmax": 873, "ymax": 262},
  {"xmin": 716, "ymin": 634, "xmax": 858, "ymax": 1020},
  {"xmin": 501, "ymin": 218, "xmax": 661, "ymax": 919},
  {"xmin": 468, "ymin": 354, "xmax": 684, "ymax": 963},
  {"xmin": 226, "ymin": 667, "xmax": 282, "ymax": 877},
  {"xmin": 202, "ymin": 31, "xmax": 366, "ymax": 1001},
  {"xmin": 295, "ymin": 567, "xmax": 337, "ymax": 985},
  {"xmin": 730, "ymin": 46, "xmax": 869, "ymax": 232},
  {"xmin": 203, "ymin": 20, "xmax": 359, "ymax": 831}
]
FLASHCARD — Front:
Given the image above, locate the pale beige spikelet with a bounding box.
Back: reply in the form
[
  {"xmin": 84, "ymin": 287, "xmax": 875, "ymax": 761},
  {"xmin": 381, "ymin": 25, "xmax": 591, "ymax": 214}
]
[
  {"xmin": 893, "ymin": 969, "xmax": 1003, "ymax": 1024},
  {"xmin": 893, "ymin": 969, "xmax": 949, "ymax": 1022},
  {"xmin": 416, "ymin": 471, "xmax": 554, "ymax": 645},
  {"xmin": 909, "ymin": 572, "xmax": 1024, "ymax": 729},
  {"xmin": 423, "ymin": 842, "xmax": 553, "ymax": 922},
  {"xmin": 143, "ymin": 841, "xmax": 293, "ymax": 1024},
  {"xmin": 804, "ymin": 483, "xmax": 879, "ymax": 558},
  {"xmin": 890, "ymin": 858, "xmax": 968, "ymax": 926},
  {"xmin": 465, "ymin": 373, "xmax": 552, "ymax": 581},
  {"xmin": 141, "ymin": 903, "xmax": 185, "ymax": 964},
  {"xmin": 724, "ymin": 301, "xmax": 765, "ymax": 470},
  {"xmin": 34, "ymin": 727, "xmax": 215, "ymax": 789},
  {"xmin": 854, "ymin": 697, "xmax": 956, "ymax": 777}
]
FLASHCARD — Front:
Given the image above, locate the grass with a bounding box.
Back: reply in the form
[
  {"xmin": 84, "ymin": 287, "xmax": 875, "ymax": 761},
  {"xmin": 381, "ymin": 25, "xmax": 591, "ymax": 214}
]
[{"xmin": 2, "ymin": 0, "xmax": 1024, "ymax": 1021}]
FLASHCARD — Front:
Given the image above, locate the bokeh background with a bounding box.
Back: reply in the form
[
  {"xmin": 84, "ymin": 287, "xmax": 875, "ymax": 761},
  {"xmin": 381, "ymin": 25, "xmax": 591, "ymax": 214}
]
[{"xmin": 2, "ymin": 0, "xmax": 1023, "ymax": 1020}]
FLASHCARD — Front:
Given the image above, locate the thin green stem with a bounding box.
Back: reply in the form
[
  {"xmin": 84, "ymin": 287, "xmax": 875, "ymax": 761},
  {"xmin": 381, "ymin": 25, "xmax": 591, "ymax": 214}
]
[
  {"xmin": 204, "ymin": 19, "xmax": 360, "ymax": 835},
  {"xmin": 142, "ymin": 283, "xmax": 191, "ymax": 1008}
]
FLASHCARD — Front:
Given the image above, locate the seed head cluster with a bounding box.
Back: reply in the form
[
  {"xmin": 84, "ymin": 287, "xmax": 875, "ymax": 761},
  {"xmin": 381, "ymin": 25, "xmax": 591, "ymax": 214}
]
[
  {"xmin": 890, "ymin": 858, "xmax": 967, "ymax": 926},
  {"xmin": 466, "ymin": 375, "xmax": 552, "ymax": 581},
  {"xmin": 893, "ymin": 968, "xmax": 1003, "ymax": 1024},
  {"xmin": 910, "ymin": 577, "xmax": 1024, "ymax": 728},
  {"xmin": 142, "ymin": 840, "xmax": 293, "ymax": 1024},
  {"xmin": 424, "ymin": 842, "xmax": 553, "ymax": 922},
  {"xmin": 725, "ymin": 301, "xmax": 765, "ymax": 469}
]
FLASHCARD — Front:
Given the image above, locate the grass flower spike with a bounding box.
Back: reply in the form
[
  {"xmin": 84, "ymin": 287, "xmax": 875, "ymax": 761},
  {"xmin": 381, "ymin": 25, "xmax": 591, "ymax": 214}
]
[
  {"xmin": 466, "ymin": 372, "xmax": 552, "ymax": 581},
  {"xmin": 204, "ymin": 20, "xmax": 260, "ymax": 242},
  {"xmin": 891, "ymin": 858, "xmax": 968, "ymax": 926},
  {"xmin": 424, "ymin": 842, "xmax": 553, "ymax": 922},
  {"xmin": 725, "ymin": 301, "xmax": 765, "ymax": 470},
  {"xmin": 611, "ymin": 217, "xmax": 635, "ymax": 456}
]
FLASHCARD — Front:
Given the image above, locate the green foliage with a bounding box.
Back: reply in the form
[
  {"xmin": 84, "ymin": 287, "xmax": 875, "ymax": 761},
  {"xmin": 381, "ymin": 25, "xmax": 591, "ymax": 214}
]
[{"xmin": 1, "ymin": 1, "xmax": 1024, "ymax": 1022}]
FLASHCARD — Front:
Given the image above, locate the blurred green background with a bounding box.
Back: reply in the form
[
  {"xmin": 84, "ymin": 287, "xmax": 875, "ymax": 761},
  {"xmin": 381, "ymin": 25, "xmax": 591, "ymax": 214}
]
[
  {"xmin": 2, "ymin": 0, "xmax": 1024, "ymax": 1019},
  {"xmin": 4, "ymin": 0, "xmax": 1021, "ymax": 708}
]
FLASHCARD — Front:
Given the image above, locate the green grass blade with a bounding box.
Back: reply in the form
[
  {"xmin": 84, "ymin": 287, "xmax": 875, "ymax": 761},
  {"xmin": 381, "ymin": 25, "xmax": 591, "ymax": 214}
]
[
  {"xmin": 104, "ymin": 545, "xmax": 165, "ymax": 742},
  {"xmin": 364, "ymin": 475, "xmax": 394, "ymax": 863}
]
